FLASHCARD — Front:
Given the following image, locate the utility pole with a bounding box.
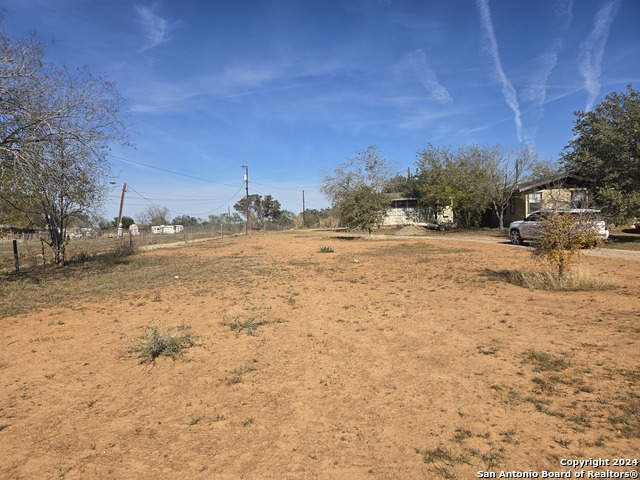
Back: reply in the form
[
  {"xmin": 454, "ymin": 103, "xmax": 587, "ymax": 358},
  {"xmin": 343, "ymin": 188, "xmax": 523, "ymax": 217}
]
[
  {"xmin": 302, "ymin": 190, "xmax": 306, "ymax": 228},
  {"xmin": 241, "ymin": 165, "xmax": 249, "ymax": 234},
  {"xmin": 116, "ymin": 182, "xmax": 127, "ymax": 240}
]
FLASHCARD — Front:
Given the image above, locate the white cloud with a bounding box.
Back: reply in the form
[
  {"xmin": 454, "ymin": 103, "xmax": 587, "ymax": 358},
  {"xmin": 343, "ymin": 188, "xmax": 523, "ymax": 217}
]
[
  {"xmin": 476, "ymin": 0, "xmax": 522, "ymax": 143},
  {"xmin": 403, "ymin": 49, "xmax": 453, "ymax": 104},
  {"xmin": 135, "ymin": 4, "xmax": 172, "ymax": 50},
  {"xmin": 578, "ymin": 0, "xmax": 622, "ymax": 111},
  {"xmin": 523, "ymin": 0, "xmax": 572, "ymax": 104}
]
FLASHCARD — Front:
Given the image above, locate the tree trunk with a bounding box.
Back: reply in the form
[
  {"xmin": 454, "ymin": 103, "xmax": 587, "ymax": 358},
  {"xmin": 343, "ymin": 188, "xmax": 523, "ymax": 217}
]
[
  {"xmin": 558, "ymin": 257, "xmax": 566, "ymax": 279},
  {"xmin": 50, "ymin": 228, "xmax": 64, "ymax": 265}
]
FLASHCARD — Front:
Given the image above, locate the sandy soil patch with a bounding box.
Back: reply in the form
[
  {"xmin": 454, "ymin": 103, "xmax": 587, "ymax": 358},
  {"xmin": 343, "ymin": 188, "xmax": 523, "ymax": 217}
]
[{"xmin": 1, "ymin": 230, "xmax": 638, "ymax": 479}]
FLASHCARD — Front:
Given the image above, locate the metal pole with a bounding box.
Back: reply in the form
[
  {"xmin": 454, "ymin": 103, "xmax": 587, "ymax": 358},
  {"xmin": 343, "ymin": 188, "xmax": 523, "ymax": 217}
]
[
  {"xmin": 116, "ymin": 183, "xmax": 127, "ymax": 239},
  {"xmin": 302, "ymin": 190, "xmax": 306, "ymax": 228},
  {"xmin": 242, "ymin": 165, "xmax": 249, "ymax": 234}
]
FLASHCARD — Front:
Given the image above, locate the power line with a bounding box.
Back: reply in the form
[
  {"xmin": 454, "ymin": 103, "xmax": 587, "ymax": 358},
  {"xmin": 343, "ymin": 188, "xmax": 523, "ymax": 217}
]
[
  {"xmin": 124, "ymin": 190, "xmax": 236, "ymax": 199},
  {"xmin": 251, "ymin": 181, "xmax": 307, "ymax": 192},
  {"xmin": 126, "ymin": 184, "xmax": 245, "ymax": 217},
  {"xmin": 107, "ymin": 195, "xmax": 235, "ymax": 203},
  {"xmin": 107, "ymin": 153, "xmax": 326, "ymax": 200},
  {"xmin": 105, "ymin": 153, "xmax": 327, "ymax": 216},
  {"xmin": 107, "ymin": 153, "xmax": 240, "ymax": 187}
]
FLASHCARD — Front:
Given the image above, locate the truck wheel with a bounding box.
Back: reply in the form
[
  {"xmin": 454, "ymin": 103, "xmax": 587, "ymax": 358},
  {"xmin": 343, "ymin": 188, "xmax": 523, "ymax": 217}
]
[{"xmin": 509, "ymin": 229, "xmax": 523, "ymax": 245}]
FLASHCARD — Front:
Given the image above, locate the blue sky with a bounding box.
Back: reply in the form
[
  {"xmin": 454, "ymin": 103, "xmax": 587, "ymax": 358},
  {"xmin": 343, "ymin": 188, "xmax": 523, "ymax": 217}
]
[{"xmin": 2, "ymin": 0, "xmax": 639, "ymax": 222}]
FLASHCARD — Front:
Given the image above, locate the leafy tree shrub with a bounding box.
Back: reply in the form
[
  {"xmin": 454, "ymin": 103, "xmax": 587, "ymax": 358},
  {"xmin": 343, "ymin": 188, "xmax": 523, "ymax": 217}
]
[
  {"xmin": 337, "ymin": 185, "xmax": 388, "ymax": 234},
  {"xmin": 532, "ymin": 213, "xmax": 602, "ymax": 278},
  {"xmin": 233, "ymin": 194, "xmax": 284, "ymax": 230},
  {"xmin": 113, "ymin": 216, "xmax": 135, "ymax": 229},
  {"xmin": 321, "ymin": 145, "xmax": 394, "ymax": 233},
  {"xmin": 561, "ymin": 85, "xmax": 640, "ymax": 225}
]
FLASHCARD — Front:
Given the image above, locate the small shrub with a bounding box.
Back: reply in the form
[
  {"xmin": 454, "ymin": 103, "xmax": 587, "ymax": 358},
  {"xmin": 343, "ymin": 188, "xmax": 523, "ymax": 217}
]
[
  {"xmin": 226, "ymin": 317, "xmax": 264, "ymax": 336},
  {"xmin": 221, "ymin": 315, "xmax": 285, "ymax": 336},
  {"xmin": 522, "ymin": 350, "xmax": 569, "ymax": 372},
  {"xmin": 100, "ymin": 243, "xmax": 138, "ymax": 266},
  {"xmin": 417, "ymin": 445, "xmax": 470, "ymax": 466},
  {"xmin": 318, "ymin": 246, "xmax": 334, "ymax": 253},
  {"xmin": 128, "ymin": 324, "xmax": 196, "ymax": 364},
  {"xmin": 452, "ymin": 427, "xmax": 473, "ymax": 443},
  {"xmin": 242, "ymin": 417, "xmax": 254, "ymax": 427},
  {"xmin": 72, "ymin": 251, "xmax": 94, "ymax": 263},
  {"xmin": 532, "ymin": 213, "xmax": 602, "ymax": 277}
]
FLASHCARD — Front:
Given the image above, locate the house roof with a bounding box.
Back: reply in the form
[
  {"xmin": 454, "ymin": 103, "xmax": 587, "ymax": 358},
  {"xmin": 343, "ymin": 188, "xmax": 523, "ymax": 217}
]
[
  {"xmin": 515, "ymin": 172, "xmax": 584, "ymax": 193},
  {"xmin": 384, "ymin": 192, "xmax": 417, "ymax": 201}
]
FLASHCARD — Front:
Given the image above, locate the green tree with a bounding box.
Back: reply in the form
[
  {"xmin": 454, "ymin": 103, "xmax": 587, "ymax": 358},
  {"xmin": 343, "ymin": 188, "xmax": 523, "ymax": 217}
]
[
  {"xmin": 273, "ymin": 210, "xmax": 296, "ymax": 229},
  {"xmin": 260, "ymin": 195, "xmax": 283, "ymax": 229},
  {"xmin": 113, "ymin": 216, "xmax": 135, "ymax": 229},
  {"xmin": 337, "ymin": 184, "xmax": 389, "ymax": 234},
  {"xmin": 321, "ymin": 145, "xmax": 394, "ymax": 233},
  {"xmin": 171, "ymin": 215, "xmax": 200, "ymax": 226},
  {"xmin": 561, "ymin": 85, "xmax": 640, "ymax": 225},
  {"xmin": 208, "ymin": 212, "xmax": 243, "ymax": 225},
  {"xmin": 300, "ymin": 208, "xmax": 336, "ymax": 228},
  {"xmin": 415, "ymin": 144, "xmax": 549, "ymax": 229},
  {"xmin": 233, "ymin": 194, "xmax": 283, "ymax": 230},
  {"xmin": 414, "ymin": 144, "xmax": 493, "ymax": 228}
]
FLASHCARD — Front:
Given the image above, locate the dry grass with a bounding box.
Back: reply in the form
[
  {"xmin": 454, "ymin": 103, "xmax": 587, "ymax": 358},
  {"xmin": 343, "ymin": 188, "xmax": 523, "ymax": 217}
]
[{"xmin": 507, "ymin": 266, "xmax": 611, "ymax": 291}]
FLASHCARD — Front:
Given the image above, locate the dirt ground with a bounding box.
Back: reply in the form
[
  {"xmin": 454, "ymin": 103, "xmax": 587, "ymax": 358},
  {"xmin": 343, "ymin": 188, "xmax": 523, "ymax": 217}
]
[{"xmin": 1, "ymin": 229, "xmax": 638, "ymax": 479}]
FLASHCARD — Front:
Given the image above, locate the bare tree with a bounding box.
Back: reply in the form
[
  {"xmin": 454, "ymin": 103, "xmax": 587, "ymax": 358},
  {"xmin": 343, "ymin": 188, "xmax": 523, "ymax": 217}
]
[
  {"xmin": 0, "ymin": 35, "xmax": 47, "ymax": 157},
  {"xmin": 138, "ymin": 205, "xmax": 171, "ymax": 226},
  {"xmin": 0, "ymin": 34, "xmax": 130, "ymax": 264},
  {"xmin": 485, "ymin": 145, "xmax": 538, "ymax": 230}
]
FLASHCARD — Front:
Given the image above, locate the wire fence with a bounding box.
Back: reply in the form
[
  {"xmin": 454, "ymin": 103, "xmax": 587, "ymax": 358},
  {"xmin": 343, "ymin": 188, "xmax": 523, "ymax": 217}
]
[{"xmin": 0, "ymin": 222, "xmax": 293, "ymax": 273}]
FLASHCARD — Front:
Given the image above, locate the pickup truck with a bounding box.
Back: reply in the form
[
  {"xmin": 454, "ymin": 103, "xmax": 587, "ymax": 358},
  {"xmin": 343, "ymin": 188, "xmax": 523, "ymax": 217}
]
[{"xmin": 508, "ymin": 209, "xmax": 609, "ymax": 246}]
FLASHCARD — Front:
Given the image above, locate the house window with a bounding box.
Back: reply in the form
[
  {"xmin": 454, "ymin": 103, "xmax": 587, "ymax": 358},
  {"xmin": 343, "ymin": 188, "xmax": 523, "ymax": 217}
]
[
  {"xmin": 528, "ymin": 192, "xmax": 542, "ymax": 212},
  {"xmin": 571, "ymin": 190, "xmax": 586, "ymax": 208},
  {"xmin": 509, "ymin": 197, "xmax": 516, "ymax": 215}
]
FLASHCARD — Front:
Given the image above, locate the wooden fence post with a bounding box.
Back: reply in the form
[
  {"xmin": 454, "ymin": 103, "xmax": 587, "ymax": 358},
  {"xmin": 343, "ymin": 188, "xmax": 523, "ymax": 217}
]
[{"xmin": 13, "ymin": 239, "xmax": 19, "ymax": 272}]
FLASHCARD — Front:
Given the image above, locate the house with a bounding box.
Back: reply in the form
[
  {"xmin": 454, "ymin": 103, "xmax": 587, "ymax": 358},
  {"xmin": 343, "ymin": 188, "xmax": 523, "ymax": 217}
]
[
  {"xmin": 502, "ymin": 173, "xmax": 591, "ymax": 226},
  {"xmin": 151, "ymin": 224, "xmax": 184, "ymax": 234},
  {"xmin": 383, "ymin": 193, "xmax": 454, "ymax": 227},
  {"xmin": 129, "ymin": 224, "xmax": 147, "ymax": 236}
]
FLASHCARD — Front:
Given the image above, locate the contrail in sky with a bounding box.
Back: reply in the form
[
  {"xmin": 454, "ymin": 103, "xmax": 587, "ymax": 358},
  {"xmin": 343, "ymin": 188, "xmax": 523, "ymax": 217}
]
[
  {"xmin": 579, "ymin": 0, "xmax": 622, "ymax": 111},
  {"xmin": 522, "ymin": 0, "xmax": 572, "ymax": 143},
  {"xmin": 476, "ymin": 0, "xmax": 522, "ymax": 143},
  {"xmin": 407, "ymin": 49, "xmax": 453, "ymax": 104}
]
